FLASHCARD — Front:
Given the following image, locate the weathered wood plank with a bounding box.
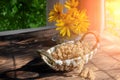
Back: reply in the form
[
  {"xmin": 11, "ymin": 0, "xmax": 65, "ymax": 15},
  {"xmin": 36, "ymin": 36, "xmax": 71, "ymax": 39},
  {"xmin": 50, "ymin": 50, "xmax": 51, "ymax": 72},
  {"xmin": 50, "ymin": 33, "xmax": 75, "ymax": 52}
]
[{"xmin": 0, "ymin": 28, "xmax": 57, "ymax": 73}]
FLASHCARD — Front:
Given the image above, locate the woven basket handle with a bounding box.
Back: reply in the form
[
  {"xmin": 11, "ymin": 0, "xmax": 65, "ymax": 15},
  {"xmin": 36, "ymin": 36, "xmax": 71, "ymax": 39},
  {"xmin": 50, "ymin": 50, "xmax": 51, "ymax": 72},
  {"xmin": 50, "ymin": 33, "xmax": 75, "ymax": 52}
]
[
  {"xmin": 79, "ymin": 32, "xmax": 99, "ymax": 50},
  {"xmin": 37, "ymin": 49, "xmax": 55, "ymax": 63}
]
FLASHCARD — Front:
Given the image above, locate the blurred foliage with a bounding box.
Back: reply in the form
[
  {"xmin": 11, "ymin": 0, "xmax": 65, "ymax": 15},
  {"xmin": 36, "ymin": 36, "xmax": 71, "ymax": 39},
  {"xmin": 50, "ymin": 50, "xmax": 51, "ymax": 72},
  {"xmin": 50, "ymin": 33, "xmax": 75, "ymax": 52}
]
[
  {"xmin": 0, "ymin": 0, "xmax": 46, "ymax": 31},
  {"xmin": 106, "ymin": 0, "xmax": 120, "ymax": 38}
]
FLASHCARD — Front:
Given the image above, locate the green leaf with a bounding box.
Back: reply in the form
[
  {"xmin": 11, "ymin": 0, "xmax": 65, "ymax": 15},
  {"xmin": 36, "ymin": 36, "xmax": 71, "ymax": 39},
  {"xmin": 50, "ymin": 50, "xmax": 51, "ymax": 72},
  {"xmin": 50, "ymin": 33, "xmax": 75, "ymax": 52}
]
[
  {"xmin": 11, "ymin": 0, "xmax": 17, "ymax": 5},
  {"xmin": 11, "ymin": 5, "xmax": 18, "ymax": 15},
  {"xmin": 0, "ymin": 0, "xmax": 47, "ymax": 31}
]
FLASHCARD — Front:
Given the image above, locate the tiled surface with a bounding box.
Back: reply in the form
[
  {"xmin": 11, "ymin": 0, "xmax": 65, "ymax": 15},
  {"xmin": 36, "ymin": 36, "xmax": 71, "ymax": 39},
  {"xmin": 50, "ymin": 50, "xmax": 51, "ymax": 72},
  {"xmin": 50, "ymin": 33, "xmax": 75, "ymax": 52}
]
[{"xmin": 90, "ymin": 35, "xmax": 120, "ymax": 80}]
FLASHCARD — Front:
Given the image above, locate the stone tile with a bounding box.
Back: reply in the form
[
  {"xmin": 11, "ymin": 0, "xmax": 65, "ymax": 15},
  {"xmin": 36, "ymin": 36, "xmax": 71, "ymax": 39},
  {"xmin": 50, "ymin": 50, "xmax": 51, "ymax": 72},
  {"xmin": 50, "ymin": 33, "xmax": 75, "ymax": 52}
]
[
  {"xmin": 91, "ymin": 52, "xmax": 119, "ymax": 70},
  {"xmin": 37, "ymin": 76, "xmax": 84, "ymax": 80},
  {"xmin": 109, "ymin": 62, "xmax": 120, "ymax": 69},
  {"xmin": 112, "ymin": 54, "xmax": 120, "ymax": 61},
  {"xmin": 110, "ymin": 52, "xmax": 120, "ymax": 62},
  {"xmin": 107, "ymin": 69, "xmax": 120, "ymax": 80},
  {"xmin": 55, "ymin": 77, "xmax": 84, "ymax": 80},
  {"xmin": 100, "ymin": 41, "xmax": 120, "ymax": 54},
  {"xmin": 102, "ymin": 45, "xmax": 118, "ymax": 52},
  {"xmin": 92, "ymin": 50, "xmax": 108, "ymax": 62},
  {"xmin": 92, "ymin": 51, "xmax": 108, "ymax": 59},
  {"xmin": 117, "ymin": 78, "xmax": 120, "ymax": 80},
  {"xmin": 85, "ymin": 61, "xmax": 99, "ymax": 71},
  {"xmin": 104, "ymin": 48, "xmax": 120, "ymax": 56},
  {"xmin": 101, "ymin": 33, "xmax": 120, "ymax": 45},
  {"xmin": 95, "ymin": 71, "xmax": 113, "ymax": 80}
]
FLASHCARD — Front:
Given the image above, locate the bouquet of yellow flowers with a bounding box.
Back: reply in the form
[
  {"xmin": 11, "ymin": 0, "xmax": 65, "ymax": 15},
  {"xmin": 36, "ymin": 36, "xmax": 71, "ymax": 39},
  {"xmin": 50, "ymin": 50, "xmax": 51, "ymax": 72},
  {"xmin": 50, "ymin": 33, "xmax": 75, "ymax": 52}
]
[{"xmin": 48, "ymin": 0, "xmax": 90, "ymax": 38}]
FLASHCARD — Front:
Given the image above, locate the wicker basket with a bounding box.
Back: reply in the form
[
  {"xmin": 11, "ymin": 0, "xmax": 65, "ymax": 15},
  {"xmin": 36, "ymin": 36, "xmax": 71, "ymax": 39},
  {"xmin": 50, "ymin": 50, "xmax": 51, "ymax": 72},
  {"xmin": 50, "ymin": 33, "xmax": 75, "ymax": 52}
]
[{"xmin": 37, "ymin": 32, "xmax": 99, "ymax": 71}]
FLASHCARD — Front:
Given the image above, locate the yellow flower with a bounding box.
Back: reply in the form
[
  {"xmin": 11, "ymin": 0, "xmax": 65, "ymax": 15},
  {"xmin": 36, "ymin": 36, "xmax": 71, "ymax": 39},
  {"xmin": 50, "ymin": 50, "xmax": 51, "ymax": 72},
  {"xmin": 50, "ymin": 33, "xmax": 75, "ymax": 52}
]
[
  {"xmin": 56, "ymin": 9, "xmax": 90, "ymax": 37},
  {"xmin": 48, "ymin": 0, "xmax": 90, "ymax": 38},
  {"xmin": 72, "ymin": 10, "xmax": 90, "ymax": 34},
  {"xmin": 48, "ymin": 3, "xmax": 63, "ymax": 22},
  {"xmin": 65, "ymin": 0, "xmax": 79, "ymax": 9},
  {"xmin": 56, "ymin": 15, "xmax": 74, "ymax": 37}
]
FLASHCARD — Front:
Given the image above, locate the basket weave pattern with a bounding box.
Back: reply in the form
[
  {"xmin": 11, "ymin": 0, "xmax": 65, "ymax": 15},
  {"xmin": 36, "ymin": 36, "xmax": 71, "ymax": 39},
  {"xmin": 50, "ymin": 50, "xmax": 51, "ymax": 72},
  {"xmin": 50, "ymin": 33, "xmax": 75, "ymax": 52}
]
[{"xmin": 38, "ymin": 32, "xmax": 99, "ymax": 71}]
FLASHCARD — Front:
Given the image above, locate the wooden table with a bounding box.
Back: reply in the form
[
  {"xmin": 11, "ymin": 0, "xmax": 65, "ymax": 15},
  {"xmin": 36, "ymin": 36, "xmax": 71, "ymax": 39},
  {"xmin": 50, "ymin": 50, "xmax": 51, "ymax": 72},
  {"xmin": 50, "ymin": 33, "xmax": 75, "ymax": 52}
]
[{"xmin": 0, "ymin": 28, "xmax": 120, "ymax": 80}]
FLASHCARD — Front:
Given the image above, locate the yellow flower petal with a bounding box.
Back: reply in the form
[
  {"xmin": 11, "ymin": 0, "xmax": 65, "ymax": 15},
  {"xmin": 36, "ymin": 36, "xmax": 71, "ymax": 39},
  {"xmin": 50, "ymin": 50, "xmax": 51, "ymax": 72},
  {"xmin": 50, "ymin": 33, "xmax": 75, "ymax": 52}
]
[
  {"xmin": 67, "ymin": 28, "xmax": 70, "ymax": 37},
  {"xmin": 48, "ymin": 3, "xmax": 63, "ymax": 22},
  {"xmin": 59, "ymin": 27, "xmax": 65, "ymax": 34},
  {"xmin": 65, "ymin": 0, "xmax": 79, "ymax": 9},
  {"xmin": 55, "ymin": 22, "xmax": 64, "ymax": 27},
  {"xmin": 62, "ymin": 30, "xmax": 66, "ymax": 36},
  {"xmin": 59, "ymin": 27, "xmax": 66, "ymax": 37}
]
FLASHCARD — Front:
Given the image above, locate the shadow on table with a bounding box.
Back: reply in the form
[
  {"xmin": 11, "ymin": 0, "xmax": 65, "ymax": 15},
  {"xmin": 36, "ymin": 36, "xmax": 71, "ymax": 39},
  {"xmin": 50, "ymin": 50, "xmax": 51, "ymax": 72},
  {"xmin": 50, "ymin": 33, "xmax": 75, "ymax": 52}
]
[{"xmin": 0, "ymin": 57, "xmax": 67, "ymax": 80}]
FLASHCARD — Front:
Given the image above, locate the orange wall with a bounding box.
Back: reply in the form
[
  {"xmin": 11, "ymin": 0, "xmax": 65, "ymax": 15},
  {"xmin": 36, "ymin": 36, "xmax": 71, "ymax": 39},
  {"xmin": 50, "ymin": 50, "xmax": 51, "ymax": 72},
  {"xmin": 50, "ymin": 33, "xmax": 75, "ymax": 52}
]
[{"xmin": 78, "ymin": 0, "xmax": 104, "ymax": 35}]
